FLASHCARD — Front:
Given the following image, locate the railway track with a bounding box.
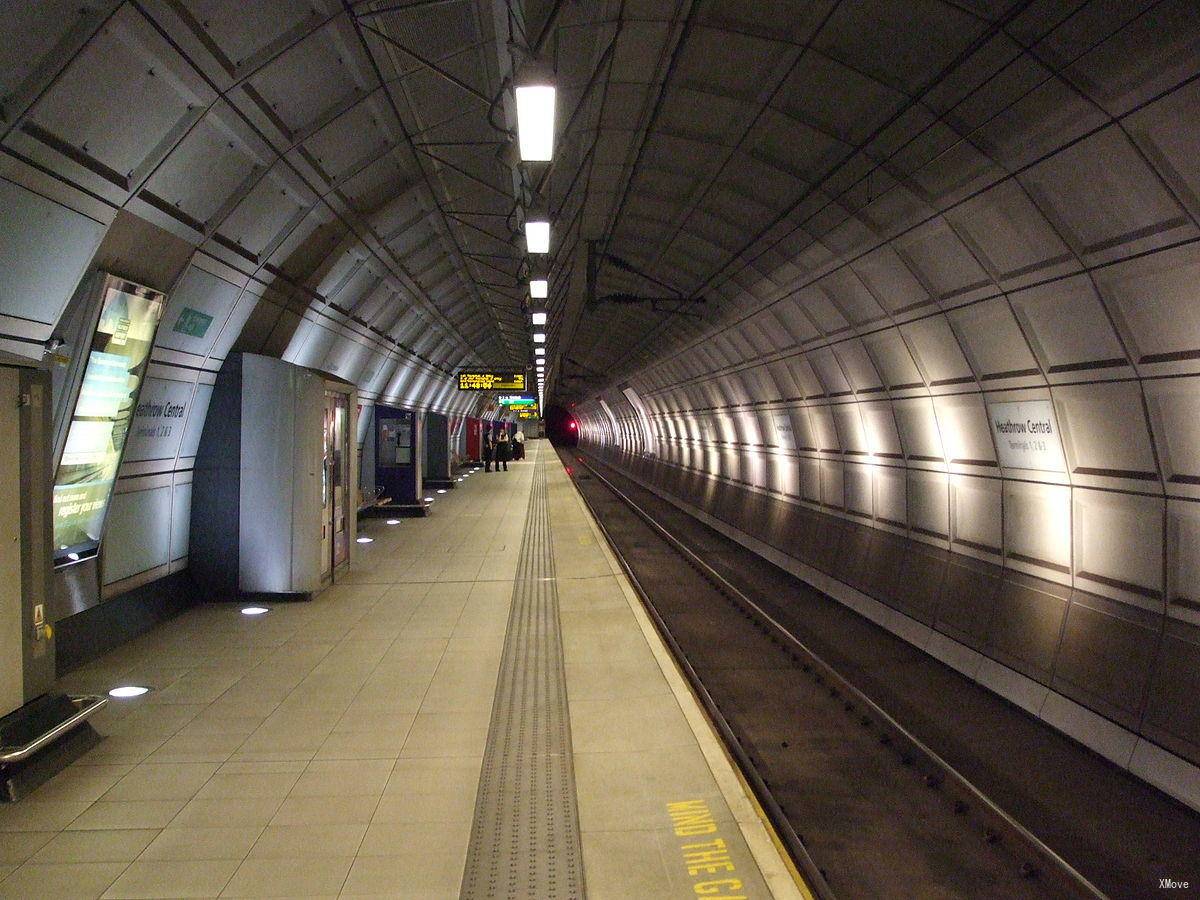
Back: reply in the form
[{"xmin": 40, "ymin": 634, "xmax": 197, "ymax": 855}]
[{"xmin": 561, "ymin": 446, "xmax": 1108, "ymax": 900}]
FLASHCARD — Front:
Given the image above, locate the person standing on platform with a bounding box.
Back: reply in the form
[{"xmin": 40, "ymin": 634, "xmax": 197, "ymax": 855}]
[
  {"xmin": 496, "ymin": 429, "xmax": 511, "ymax": 471},
  {"xmin": 514, "ymin": 427, "xmax": 525, "ymax": 460},
  {"xmin": 483, "ymin": 430, "xmax": 495, "ymax": 472}
]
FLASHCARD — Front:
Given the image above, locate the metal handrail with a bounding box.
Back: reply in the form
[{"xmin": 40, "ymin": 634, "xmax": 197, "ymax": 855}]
[{"xmin": 0, "ymin": 694, "xmax": 108, "ymax": 764}]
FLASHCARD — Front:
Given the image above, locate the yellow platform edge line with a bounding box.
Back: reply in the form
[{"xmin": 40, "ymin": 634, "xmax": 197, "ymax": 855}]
[{"xmin": 556, "ymin": 451, "xmax": 816, "ymax": 900}]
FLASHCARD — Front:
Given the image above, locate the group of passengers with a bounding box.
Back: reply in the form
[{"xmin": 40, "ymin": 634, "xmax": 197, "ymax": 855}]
[{"xmin": 483, "ymin": 428, "xmax": 524, "ymax": 471}]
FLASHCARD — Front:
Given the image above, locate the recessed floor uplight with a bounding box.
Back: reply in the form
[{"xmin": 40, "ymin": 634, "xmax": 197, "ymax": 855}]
[
  {"xmin": 108, "ymin": 686, "xmax": 150, "ymax": 699},
  {"xmin": 241, "ymin": 606, "xmax": 270, "ymax": 616},
  {"xmin": 386, "ymin": 519, "xmax": 400, "ymax": 525},
  {"xmin": 357, "ymin": 536, "xmax": 374, "ymax": 544}
]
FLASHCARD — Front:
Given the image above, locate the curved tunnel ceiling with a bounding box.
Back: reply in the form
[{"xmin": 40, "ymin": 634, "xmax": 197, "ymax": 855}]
[{"xmin": 2, "ymin": 0, "xmax": 1199, "ymax": 393}]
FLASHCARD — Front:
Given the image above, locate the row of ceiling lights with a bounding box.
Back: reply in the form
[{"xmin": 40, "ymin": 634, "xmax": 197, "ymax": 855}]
[{"xmin": 514, "ymin": 62, "xmax": 556, "ymax": 405}]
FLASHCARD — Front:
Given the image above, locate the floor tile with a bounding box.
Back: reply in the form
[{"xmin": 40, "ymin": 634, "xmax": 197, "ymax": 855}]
[
  {"xmin": 288, "ymin": 760, "xmax": 392, "ymax": 797},
  {"xmin": 138, "ymin": 826, "xmax": 262, "ymax": 861},
  {"xmin": 0, "ymin": 831, "xmax": 54, "ymax": 865},
  {"xmin": 101, "ymin": 763, "xmax": 220, "ymax": 802},
  {"xmin": 68, "ymin": 800, "xmax": 187, "ymax": 831},
  {"xmin": 247, "ymin": 824, "xmax": 366, "ymax": 859},
  {"xmin": 0, "ymin": 861, "xmax": 126, "ymax": 899},
  {"xmin": 220, "ymin": 856, "xmax": 353, "ymax": 897},
  {"xmin": 0, "ymin": 801, "xmax": 90, "ymax": 833},
  {"xmin": 30, "ymin": 829, "xmax": 157, "ymax": 863},
  {"xmin": 170, "ymin": 797, "xmax": 282, "ymax": 829},
  {"xmin": 101, "ymin": 858, "xmax": 239, "ymax": 898},
  {"xmin": 269, "ymin": 795, "xmax": 378, "ymax": 827},
  {"xmin": 340, "ymin": 853, "xmax": 464, "ymax": 897}
]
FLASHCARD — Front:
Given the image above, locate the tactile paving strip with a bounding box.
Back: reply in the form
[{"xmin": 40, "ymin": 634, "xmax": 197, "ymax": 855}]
[{"xmin": 460, "ymin": 449, "xmax": 586, "ymax": 899}]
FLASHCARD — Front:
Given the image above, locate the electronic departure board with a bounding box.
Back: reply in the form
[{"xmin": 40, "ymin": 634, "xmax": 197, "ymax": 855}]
[
  {"xmin": 518, "ymin": 409, "xmax": 539, "ymax": 420},
  {"xmin": 498, "ymin": 395, "xmax": 537, "ymax": 408},
  {"xmin": 458, "ymin": 371, "xmax": 526, "ymax": 391}
]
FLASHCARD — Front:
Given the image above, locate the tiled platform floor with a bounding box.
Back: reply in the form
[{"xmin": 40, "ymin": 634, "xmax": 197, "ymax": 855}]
[{"xmin": 0, "ymin": 441, "xmax": 803, "ymax": 899}]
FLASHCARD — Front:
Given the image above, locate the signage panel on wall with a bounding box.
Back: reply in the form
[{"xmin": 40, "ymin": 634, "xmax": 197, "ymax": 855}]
[
  {"xmin": 986, "ymin": 399, "xmax": 1066, "ymax": 472},
  {"xmin": 458, "ymin": 371, "xmax": 526, "ymax": 391},
  {"xmin": 772, "ymin": 412, "xmax": 795, "ymax": 451},
  {"xmin": 52, "ymin": 274, "xmax": 166, "ymax": 562},
  {"xmin": 123, "ymin": 377, "xmax": 194, "ymax": 462},
  {"xmin": 172, "ymin": 306, "xmax": 213, "ymax": 338}
]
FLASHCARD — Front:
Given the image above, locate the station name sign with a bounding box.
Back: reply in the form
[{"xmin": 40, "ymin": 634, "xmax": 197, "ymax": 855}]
[
  {"xmin": 987, "ymin": 399, "xmax": 1066, "ymax": 472},
  {"xmin": 458, "ymin": 371, "xmax": 526, "ymax": 391}
]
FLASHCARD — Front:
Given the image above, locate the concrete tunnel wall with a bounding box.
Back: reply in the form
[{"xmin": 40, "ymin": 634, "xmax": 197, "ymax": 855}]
[
  {"xmin": 1, "ymin": 0, "xmax": 1198, "ymax": 811},
  {"xmin": 0, "ymin": 2, "xmax": 512, "ymax": 603},
  {"xmin": 571, "ymin": 58, "xmax": 1200, "ymax": 809}
]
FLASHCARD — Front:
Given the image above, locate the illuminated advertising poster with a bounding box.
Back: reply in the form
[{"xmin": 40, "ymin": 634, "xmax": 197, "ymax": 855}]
[{"xmin": 52, "ymin": 275, "xmax": 166, "ymax": 562}]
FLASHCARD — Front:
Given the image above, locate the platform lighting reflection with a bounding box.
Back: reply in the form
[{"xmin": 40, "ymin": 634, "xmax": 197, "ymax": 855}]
[
  {"xmin": 525, "ymin": 219, "xmax": 550, "ymax": 254},
  {"xmin": 108, "ymin": 685, "xmax": 150, "ymax": 698},
  {"xmin": 241, "ymin": 606, "xmax": 270, "ymax": 616},
  {"xmin": 530, "ymin": 280, "xmax": 548, "ymax": 300},
  {"xmin": 515, "ymin": 82, "xmax": 555, "ymax": 161},
  {"xmin": 356, "ymin": 536, "xmax": 373, "ymax": 544}
]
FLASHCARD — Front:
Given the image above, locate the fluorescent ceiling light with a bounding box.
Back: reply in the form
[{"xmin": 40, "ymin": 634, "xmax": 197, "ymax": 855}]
[
  {"xmin": 424, "ymin": 497, "xmax": 434, "ymax": 502},
  {"xmin": 109, "ymin": 686, "xmax": 150, "ymax": 698},
  {"xmin": 437, "ymin": 489, "xmax": 447, "ymax": 494},
  {"xmin": 532, "ymin": 332, "xmax": 545, "ymax": 343},
  {"xmin": 531, "ymin": 311, "xmax": 547, "ymax": 326},
  {"xmin": 515, "ymin": 84, "xmax": 555, "ymax": 161},
  {"xmin": 386, "ymin": 519, "xmax": 400, "ymax": 525},
  {"xmin": 535, "ymin": 347, "xmax": 545, "ymax": 356},
  {"xmin": 241, "ymin": 606, "xmax": 269, "ymax": 616},
  {"xmin": 530, "ymin": 280, "xmax": 548, "ymax": 299},
  {"xmin": 525, "ymin": 219, "xmax": 550, "ymax": 254},
  {"xmin": 356, "ymin": 536, "xmax": 373, "ymax": 544}
]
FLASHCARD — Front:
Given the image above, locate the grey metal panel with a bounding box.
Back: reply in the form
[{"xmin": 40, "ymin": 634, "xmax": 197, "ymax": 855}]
[
  {"xmin": 238, "ymin": 355, "xmax": 302, "ymax": 593},
  {"xmin": 1052, "ymin": 592, "xmax": 1160, "ymax": 731},
  {"xmin": 1143, "ymin": 617, "xmax": 1200, "ymax": 767},
  {"xmin": 986, "ymin": 575, "xmax": 1071, "ymax": 685},
  {"xmin": 189, "ymin": 354, "xmax": 243, "ymax": 598}
]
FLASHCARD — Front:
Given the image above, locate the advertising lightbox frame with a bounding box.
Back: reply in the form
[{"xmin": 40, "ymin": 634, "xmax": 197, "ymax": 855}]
[{"xmin": 50, "ymin": 272, "xmax": 166, "ymax": 567}]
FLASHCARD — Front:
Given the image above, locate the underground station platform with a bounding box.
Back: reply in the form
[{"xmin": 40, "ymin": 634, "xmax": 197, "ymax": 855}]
[{"xmin": 0, "ymin": 442, "xmax": 800, "ymax": 899}]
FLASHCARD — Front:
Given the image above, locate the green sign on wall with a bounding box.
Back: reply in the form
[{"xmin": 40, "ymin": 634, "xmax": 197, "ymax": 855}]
[{"xmin": 172, "ymin": 307, "xmax": 213, "ymax": 339}]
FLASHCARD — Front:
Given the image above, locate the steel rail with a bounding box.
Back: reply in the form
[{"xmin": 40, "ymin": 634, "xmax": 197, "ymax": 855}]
[
  {"xmin": 565, "ymin": 452, "xmax": 834, "ymax": 900},
  {"xmin": 570, "ymin": 450, "xmax": 1109, "ymax": 900}
]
